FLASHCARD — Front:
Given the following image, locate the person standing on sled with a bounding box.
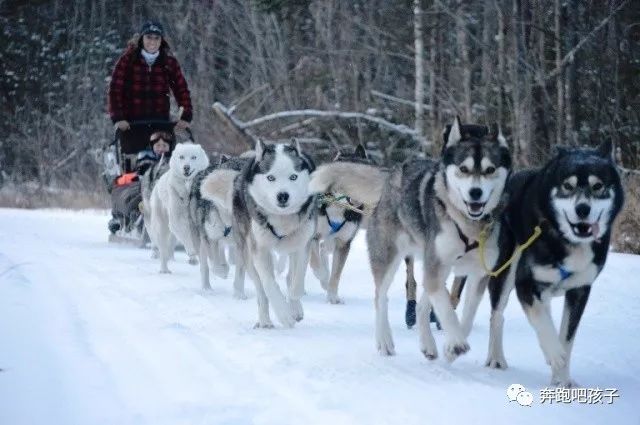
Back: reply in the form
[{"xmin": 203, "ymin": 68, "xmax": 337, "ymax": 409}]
[
  {"xmin": 106, "ymin": 20, "xmax": 193, "ymax": 234},
  {"xmin": 108, "ymin": 20, "xmax": 192, "ymax": 136}
]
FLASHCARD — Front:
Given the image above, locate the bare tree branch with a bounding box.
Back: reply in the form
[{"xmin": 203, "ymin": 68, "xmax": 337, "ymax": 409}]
[{"xmin": 545, "ymin": 0, "xmax": 630, "ymax": 81}]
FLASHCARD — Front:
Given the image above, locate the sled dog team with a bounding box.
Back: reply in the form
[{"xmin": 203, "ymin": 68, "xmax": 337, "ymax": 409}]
[{"xmin": 143, "ymin": 117, "xmax": 624, "ymax": 387}]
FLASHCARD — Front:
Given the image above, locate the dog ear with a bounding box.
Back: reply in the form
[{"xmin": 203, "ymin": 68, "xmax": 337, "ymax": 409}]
[
  {"xmin": 255, "ymin": 138, "xmax": 266, "ymax": 158},
  {"xmin": 354, "ymin": 144, "xmax": 367, "ymax": 159},
  {"xmin": 596, "ymin": 140, "xmax": 613, "ymax": 159},
  {"xmin": 445, "ymin": 116, "xmax": 462, "ymax": 147},
  {"xmin": 490, "ymin": 123, "xmax": 508, "ymax": 148},
  {"xmin": 289, "ymin": 137, "xmax": 301, "ymax": 156}
]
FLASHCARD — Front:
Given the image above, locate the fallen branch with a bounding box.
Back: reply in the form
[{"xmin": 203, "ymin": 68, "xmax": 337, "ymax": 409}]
[
  {"xmin": 371, "ymin": 90, "xmax": 432, "ymax": 111},
  {"xmin": 212, "ymin": 102, "xmax": 258, "ymax": 149},
  {"xmin": 242, "ymin": 109, "xmax": 429, "ymax": 145}
]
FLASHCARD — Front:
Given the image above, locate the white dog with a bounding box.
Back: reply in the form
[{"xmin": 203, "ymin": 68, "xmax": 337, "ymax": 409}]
[{"xmin": 148, "ymin": 143, "xmax": 210, "ymax": 273}]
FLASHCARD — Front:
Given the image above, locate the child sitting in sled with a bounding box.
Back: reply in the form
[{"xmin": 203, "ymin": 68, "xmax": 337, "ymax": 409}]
[{"xmin": 108, "ymin": 131, "xmax": 173, "ymax": 234}]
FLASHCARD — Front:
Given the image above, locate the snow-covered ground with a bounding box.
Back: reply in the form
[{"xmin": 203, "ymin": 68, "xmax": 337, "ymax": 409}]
[{"xmin": 1, "ymin": 208, "xmax": 638, "ymax": 425}]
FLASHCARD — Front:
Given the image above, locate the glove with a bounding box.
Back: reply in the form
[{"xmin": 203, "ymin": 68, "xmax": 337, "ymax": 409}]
[
  {"xmin": 175, "ymin": 119, "xmax": 190, "ymax": 130},
  {"xmin": 115, "ymin": 120, "xmax": 130, "ymax": 131}
]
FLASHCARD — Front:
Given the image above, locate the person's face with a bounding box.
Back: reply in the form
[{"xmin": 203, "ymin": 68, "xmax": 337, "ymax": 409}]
[
  {"xmin": 153, "ymin": 139, "xmax": 171, "ymax": 155},
  {"xmin": 143, "ymin": 34, "xmax": 161, "ymax": 53}
]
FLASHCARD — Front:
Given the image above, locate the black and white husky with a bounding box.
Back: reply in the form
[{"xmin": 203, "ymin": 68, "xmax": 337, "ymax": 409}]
[
  {"xmin": 189, "ymin": 156, "xmax": 250, "ymax": 295},
  {"xmin": 232, "ymin": 140, "xmax": 316, "ymax": 328},
  {"xmin": 368, "ymin": 117, "xmax": 511, "ymax": 361},
  {"xmin": 482, "ymin": 141, "xmax": 624, "ymax": 386}
]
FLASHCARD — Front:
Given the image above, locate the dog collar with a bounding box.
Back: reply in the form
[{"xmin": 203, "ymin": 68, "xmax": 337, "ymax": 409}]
[{"xmin": 223, "ymin": 226, "xmax": 232, "ymax": 237}]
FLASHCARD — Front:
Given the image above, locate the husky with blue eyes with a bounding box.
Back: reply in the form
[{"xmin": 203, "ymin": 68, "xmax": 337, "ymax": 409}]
[
  {"xmin": 231, "ymin": 139, "xmax": 317, "ymax": 328},
  {"xmin": 483, "ymin": 141, "xmax": 624, "ymax": 387}
]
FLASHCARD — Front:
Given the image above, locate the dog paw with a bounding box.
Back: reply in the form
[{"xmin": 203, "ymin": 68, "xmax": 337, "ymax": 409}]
[
  {"xmin": 159, "ymin": 269, "xmax": 172, "ymax": 274},
  {"xmin": 421, "ymin": 348, "xmax": 438, "ymax": 360},
  {"xmin": 233, "ymin": 291, "xmax": 248, "ymax": 300},
  {"xmin": 377, "ymin": 342, "xmax": 395, "ymax": 356},
  {"xmin": 485, "ymin": 354, "xmax": 508, "ymax": 370},
  {"xmin": 274, "ymin": 307, "xmax": 296, "ymax": 328},
  {"xmin": 544, "ymin": 345, "xmax": 567, "ymax": 370},
  {"xmin": 420, "ymin": 334, "xmax": 438, "ymax": 360},
  {"xmin": 376, "ymin": 332, "xmax": 395, "ymax": 356},
  {"xmin": 443, "ymin": 338, "xmax": 470, "ymax": 362},
  {"xmin": 289, "ymin": 299, "xmax": 304, "ymax": 322},
  {"xmin": 188, "ymin": 256, "xmax": 199, "ymax": 266},
  {"xmin": 551, "ymin": 377, "xmax": 578, "ymax": 388},
  {"xmin": 326, "ymin": 293, "xmax": 344, "ymax": 304},
  {"xmin": 253, "ymin": 321, "xmax": 274, "ymax": 329}
]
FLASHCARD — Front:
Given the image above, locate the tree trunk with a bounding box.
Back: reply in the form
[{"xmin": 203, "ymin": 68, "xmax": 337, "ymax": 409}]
[
  {"xmin": 414, "ymin": 0, "xmax": 425, "ymax": 144},
  {"xmin": 457, "ymin": 0, "xmax": 471, "ymax": 121},
  {"xmin": 555, "ymin": 0, "xmax": 564, "ymax": 145}
]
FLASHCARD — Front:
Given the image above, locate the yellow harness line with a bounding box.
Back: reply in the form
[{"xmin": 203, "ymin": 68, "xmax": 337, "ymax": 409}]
[{"xmin": 478, "ymin": 224, "xmax": 543, "ymax": 278}]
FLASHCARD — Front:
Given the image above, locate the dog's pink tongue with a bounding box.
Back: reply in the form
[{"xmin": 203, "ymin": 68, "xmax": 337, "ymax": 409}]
[{"xmin": 592, "ymin": 222, "xmax": 600, "ymax": 238}]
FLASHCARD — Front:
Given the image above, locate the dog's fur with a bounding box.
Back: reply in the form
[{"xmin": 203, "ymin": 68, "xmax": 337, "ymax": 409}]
[
  {"xmin": 368, "ymin": 118, "xmax": 511, "ymax": 361},
  {"xmin": 307, "ymin": 148, "xmax": 446, "ymax": 326},
  {"xmin": 308, "ymin": 145, "xmax": 383, "ymax": 303},
  {"xmin": 231, "ymin": 140, "xmax": 317, "ymax": 328},
  {"xmin": 480, "ymin": 141, "xmax": 623, "ymax": 386},
  {"xmin": 141, "ymin": 155, "xmax": 170, "ymax": 257},
  {"xmin": 189, "ymin": 156, "xmax": 251, "ymax": 295},
  {"xmin": 147, "ymin": 143, "xmax": 210, "ymax": 273}
]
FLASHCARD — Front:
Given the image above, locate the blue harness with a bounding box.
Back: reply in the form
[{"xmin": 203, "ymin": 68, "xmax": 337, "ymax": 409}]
[
  {"xmin": 558, "ymin": 265, "xmax": 573, "ymax": 281},
  {"xmin": 326, "ymin": 214, "xmax": 347, "ymax": 235}
]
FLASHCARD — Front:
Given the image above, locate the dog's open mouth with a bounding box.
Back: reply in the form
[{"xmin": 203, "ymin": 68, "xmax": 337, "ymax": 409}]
[
  {"xmin": 564, "ymin": 212, "xmax": 600, "ymax": 238},
  {"xmin": 465, "ymin": 201, "xmax": 486, "ymax": 218},
  {"xmin": 183, "ymin": 170, "xmax": 193, "ymax": 177}
]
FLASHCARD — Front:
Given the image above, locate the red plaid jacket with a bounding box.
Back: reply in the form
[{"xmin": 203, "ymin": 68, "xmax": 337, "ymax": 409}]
[{"xmin": 108, "ymin": 47, "xmax": 192, "ymax": 123}]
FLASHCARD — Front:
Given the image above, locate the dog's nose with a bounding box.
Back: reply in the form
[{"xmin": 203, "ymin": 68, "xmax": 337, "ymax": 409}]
[
  {"xmin": 183, "ymin": 165, "xmax": 191, "ymax": 174},
  {"xmin": 575, "ymin": 203, "xmax": 591, "ymax": 219},
  {"xmin": 469, "ymin": 188, "xmax": 483, "ymax": 201},
  {"xmin": 277, "ymin": 192, "xmax": 289, "ymax": 205}
]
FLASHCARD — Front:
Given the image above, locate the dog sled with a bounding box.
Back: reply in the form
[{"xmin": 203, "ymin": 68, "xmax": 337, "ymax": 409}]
[{"xmin": 102, "ymin": 119, "xmax": 191, "ymax": 246}]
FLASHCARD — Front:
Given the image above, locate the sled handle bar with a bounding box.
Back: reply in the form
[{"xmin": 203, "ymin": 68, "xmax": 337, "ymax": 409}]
[{"xmin": 112, "ymin": 120, "xmax": 195, "ymax": 144}]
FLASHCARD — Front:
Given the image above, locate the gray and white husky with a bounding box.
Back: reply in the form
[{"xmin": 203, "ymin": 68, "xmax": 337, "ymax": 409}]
[
  {"xmin": 308, "ymin": 145, "xmax": 378, "ymax": 304},
  {"xmin": 480, "ymin": 141, "xmax": 623, "ymax": 386},
  {"xmin": 368, "ymin": 117, "xmax": 511, "ymax": 361},
  {"xmin": 189, "ymin": 156, "xmax": 250, "ymax": 295},
  {"xmin": 231, "ymin": 139, "xmax": 317, "ymax": 328}
]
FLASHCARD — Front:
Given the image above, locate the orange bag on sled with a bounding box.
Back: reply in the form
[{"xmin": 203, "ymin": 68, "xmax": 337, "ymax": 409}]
[{"xmin": 115, "ymin": 172, "xmax": 138, "ymax": 187}]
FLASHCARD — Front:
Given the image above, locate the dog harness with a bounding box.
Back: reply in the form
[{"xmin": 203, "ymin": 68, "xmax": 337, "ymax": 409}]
[
  {"xmin": 327, "ymin": 215, "xmax": 347, "ymax": 235},
  {"xmin": 454, "ymin": 222, "xmax": 479, "ymax": 253},
  {"xmin": 478, "ymin": 224, "xmax": 543, "ymax": 278},
  {"xmin": 266, "ymin": 222, "xmax": 285, "ymax": 240},
  {"xmin": 557, "ymin": 264, "xmax": 573, "ymax": 281}
]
